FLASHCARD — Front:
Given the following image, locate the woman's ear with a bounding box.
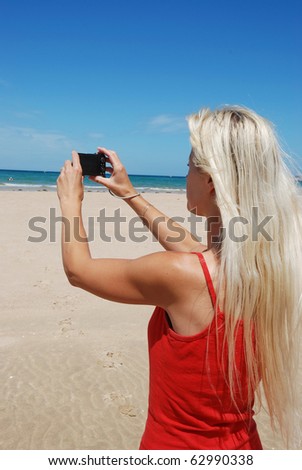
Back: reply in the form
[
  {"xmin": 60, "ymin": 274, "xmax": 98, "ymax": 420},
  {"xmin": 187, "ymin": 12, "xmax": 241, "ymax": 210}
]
[{"xmin": 207, "ymin": 175, "xmax": 215, "ymax": 194}]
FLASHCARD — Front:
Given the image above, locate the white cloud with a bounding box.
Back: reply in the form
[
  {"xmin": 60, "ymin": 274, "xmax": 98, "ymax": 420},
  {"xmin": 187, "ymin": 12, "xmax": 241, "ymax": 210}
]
[
  {"xmin": 0, "ymin": 126, "xmax": 72, "ymax": 151},
  {"xmin": 13, "ymin": 110, "xmax": 42, "ymax": 119},
  {"xmin": 0, "ymin": 79, "xmax": 10, "ymax": 87},
  {"xmin": 148, "ymin": 114, "xmax": 187, "ymax": 133},
  {"xmin": 0, "ymin": 126, "xmax": 75, "ymax": 170},
  {"xmin": 88, "ymin": 132, "xmax": 105, "ymax": 140}
]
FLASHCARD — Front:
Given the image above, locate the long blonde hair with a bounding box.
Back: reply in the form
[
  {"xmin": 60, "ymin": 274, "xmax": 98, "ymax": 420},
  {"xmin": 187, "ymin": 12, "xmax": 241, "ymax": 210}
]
[{"xmin": 188, "ymin": 106, "xmax": 302, "ymax": 448}]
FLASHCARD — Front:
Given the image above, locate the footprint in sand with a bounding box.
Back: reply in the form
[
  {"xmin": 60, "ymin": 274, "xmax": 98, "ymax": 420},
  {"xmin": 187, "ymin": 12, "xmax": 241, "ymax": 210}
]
[
  {"xmin": 97, "ymin": 351, "xmax": 123, "ymax": 369},
  {"xmin": 103, "ymin": 392, "xmax": 139, "ymax": 418},
  {"xmin": 33, "ymin": 280, "xmax": 50, "ymax": 289},
  {"xmin": 57, "ymin": 317, "xmax": 85, "ymax": 337},
  {"xmin": 58, "ymin": 317, "xmax": 75, "ymax": 335},
  {"xmin": 103, "ymin": 391, "xmax": 127, "ymax": 403},
  {"xmin": 118, "ymin": 405, "xmax": 138, "ymax": 418},
  {"xmin": 52, "ymin": 295, "xmax": 77, "ymax": 312}
]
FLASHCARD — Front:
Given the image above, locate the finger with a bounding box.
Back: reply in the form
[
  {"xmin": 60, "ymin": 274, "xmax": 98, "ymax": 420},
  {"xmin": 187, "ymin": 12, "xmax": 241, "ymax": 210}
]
[
  {"xmin": 88, "ymin": 175, "xmax": 108, "ymax": 186},
  {"xmin": 97, "ymin": 146, "xmax": 111, "ymax": 154},
  {"xmin": 97, "ymin": 147, "xmax": 120, "ymax": 167},
  {"xmin": 72, "ymin": 150, "xmax": 82, "ymax": 170},
  {"xmin": 94, "ymin": 175, "xmax": 108, "ymax": 184},
  {"xmin": 97, "ymin": 147, "xmax": 113, "ymax": 158},
  {"xmin": 64, "ymin": 160, "xmax": 72, "ymax": 169}
]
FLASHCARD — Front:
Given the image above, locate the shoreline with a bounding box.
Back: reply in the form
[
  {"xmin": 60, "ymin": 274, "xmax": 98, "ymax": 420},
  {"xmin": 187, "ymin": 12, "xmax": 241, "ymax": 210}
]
[{"xmin": 0, "ymin": 185, "xmax": 186, "ymax": 194}]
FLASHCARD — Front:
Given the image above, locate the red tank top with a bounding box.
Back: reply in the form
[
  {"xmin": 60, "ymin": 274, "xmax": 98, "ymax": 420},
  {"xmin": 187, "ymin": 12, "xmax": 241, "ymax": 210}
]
[{"xmin": 139, "ymin": 252, "xmax": 262, "ymax": 450}]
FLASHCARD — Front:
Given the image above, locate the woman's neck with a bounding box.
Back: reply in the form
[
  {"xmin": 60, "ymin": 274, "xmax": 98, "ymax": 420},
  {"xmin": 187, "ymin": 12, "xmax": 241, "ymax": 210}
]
[{"xmin": 206, "ymin": 214, "xmax": 222, "ymax": 253}]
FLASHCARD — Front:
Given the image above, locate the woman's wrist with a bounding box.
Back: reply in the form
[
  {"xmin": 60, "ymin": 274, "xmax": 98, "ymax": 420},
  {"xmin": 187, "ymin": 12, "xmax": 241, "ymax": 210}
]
[
  {"xmin": 60, "ymin": 197, "xmax": 82, "ymax": 213},
  {"xmin": 108, "ymin": 184, "xmax": 137, "ymax": 198}
]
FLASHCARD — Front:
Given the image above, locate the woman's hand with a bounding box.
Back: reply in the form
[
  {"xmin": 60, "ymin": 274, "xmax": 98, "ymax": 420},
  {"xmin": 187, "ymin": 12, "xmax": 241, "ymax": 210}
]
[
  {"xmin": 89, "ymin": 147, "xmax": 136, "ymax": 197},
  {"xmin": 57, "ymin": 151, "xmax": 84, "ymax": 206}
]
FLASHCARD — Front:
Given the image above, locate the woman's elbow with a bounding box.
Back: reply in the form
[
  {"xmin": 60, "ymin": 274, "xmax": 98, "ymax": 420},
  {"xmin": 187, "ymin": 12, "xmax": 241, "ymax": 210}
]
[{"xmin": 64, "ymin": 266, "xmax": 81, "ymax": 287}]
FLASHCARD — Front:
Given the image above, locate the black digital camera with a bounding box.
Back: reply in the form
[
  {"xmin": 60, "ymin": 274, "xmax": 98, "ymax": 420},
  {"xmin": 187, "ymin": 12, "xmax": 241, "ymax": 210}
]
[{"xmin": 78, "ymin": 153, "xmax": 106, "ymax": 177}]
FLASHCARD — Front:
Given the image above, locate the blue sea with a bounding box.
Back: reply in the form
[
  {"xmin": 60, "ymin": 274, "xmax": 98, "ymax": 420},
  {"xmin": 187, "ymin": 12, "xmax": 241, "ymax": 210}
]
[
  {"xmin": 1, "ymin": 169, "xmax": 301, "ymax": 192},
  {"xmin": 0, "ymin": 169, "xmax": 187, "ymax": 192}
]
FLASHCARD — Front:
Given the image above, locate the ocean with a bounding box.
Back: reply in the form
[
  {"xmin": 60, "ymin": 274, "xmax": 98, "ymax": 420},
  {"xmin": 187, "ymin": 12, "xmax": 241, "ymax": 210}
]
[
  {"xmin": 0, "ymin": 169, "xmax": 187, "ymax": 192},
  {"xmin": 1, "ymin": 169, "xmax": 301, "ymax": 192}
]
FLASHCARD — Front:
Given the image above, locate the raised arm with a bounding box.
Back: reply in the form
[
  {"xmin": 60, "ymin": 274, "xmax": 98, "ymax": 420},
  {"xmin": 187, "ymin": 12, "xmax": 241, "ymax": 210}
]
[
  {"xmin": 56, "ymin": 152, "xmax": 194, "ymax": 308},
  {"xmin": 89, "ymin": 147, "xmax": 205, "ymax": 253}
]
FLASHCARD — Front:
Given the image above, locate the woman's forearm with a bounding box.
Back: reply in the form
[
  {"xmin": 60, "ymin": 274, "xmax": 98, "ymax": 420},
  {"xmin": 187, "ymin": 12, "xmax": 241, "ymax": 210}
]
[
  {"xmin": 60, "ymin": 201, "xmax": 91, "ymax": 282},
  {"xmin": 85, "ymin": 148, "xmax": 200, "ymax": 252},
  {"xmin": 125, "ymin": 195, "xmax": 200, "ymax": 252}
]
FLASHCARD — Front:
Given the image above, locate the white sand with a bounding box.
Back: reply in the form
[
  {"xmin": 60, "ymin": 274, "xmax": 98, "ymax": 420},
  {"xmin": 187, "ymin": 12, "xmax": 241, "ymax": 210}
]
[{"xmin": 0, "ymin": 191, "xmax": 293, "ymax": 449}]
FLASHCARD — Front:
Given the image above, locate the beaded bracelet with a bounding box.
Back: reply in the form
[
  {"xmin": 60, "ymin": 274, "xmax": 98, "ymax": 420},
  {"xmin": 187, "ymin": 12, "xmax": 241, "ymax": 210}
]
[{"xmin": 109, "ymin": 189, "xmax": 141, "ymax": 200}]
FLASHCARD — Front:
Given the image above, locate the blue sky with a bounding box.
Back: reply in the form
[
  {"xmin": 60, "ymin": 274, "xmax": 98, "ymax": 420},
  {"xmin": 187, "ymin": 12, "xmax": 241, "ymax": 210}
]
[{"xmin": 0, "ymin": 0, "xmax": 301, "ymax": 176}]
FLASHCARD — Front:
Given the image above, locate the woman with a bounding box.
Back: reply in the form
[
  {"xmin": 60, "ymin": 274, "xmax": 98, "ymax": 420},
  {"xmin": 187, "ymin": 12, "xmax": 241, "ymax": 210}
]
[{"xmin": 57, "ymin": 106, "xmax": 302, "ymax": 450}]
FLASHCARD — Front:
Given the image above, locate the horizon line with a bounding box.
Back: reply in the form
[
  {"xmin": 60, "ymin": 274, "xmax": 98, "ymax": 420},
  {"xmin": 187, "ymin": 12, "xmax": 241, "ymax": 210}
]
[{"xmin": 0, "ymin": 168, "xmax": 187, "ymax": 178}]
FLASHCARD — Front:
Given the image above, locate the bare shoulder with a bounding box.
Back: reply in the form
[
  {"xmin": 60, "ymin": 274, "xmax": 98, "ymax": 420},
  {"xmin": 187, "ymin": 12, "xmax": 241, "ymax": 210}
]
[
  {"xmin": 130, "ymin": 249, "xmax": 205, "ymax": 276},
  {"xmin": 159, "ymin": 249, "xmax": 222, "ymax": 335},
  {"xmin": 126, "ymin": 251, "xmax": 208, "ymax": 298},
  {"xmin": 135, "ymin": 248, "xmax": 218, "ymax": 283},
  {"xmin": 131, "ymin": 250, "xmax": 212, "ymax": 298}
]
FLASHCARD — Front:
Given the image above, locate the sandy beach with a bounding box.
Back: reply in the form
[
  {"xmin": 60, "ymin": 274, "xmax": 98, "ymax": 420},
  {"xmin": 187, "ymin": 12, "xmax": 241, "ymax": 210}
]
[{"xmin": 0, "ymin": 190, "xmax": 299, "ymax": 450}]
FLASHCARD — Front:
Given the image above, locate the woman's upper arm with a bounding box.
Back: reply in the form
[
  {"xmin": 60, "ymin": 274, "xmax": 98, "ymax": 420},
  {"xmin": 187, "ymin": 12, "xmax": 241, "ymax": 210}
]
[{"xmin": 71, "ymin": 252, "xmax": 184, "ymax": 307}]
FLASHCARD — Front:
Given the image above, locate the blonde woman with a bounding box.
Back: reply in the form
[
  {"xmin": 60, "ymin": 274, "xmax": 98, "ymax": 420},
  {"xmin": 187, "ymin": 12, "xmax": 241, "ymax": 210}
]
[{"xmin": 57, "ymin": 106, "xmax": 302, "ymax": 450}]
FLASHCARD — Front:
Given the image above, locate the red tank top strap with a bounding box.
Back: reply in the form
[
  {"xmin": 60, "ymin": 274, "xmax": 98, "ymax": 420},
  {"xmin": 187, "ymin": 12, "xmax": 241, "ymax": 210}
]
[{"xmin": 192, "ymin": 251, "xmax": 218, "ymax": 309}]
